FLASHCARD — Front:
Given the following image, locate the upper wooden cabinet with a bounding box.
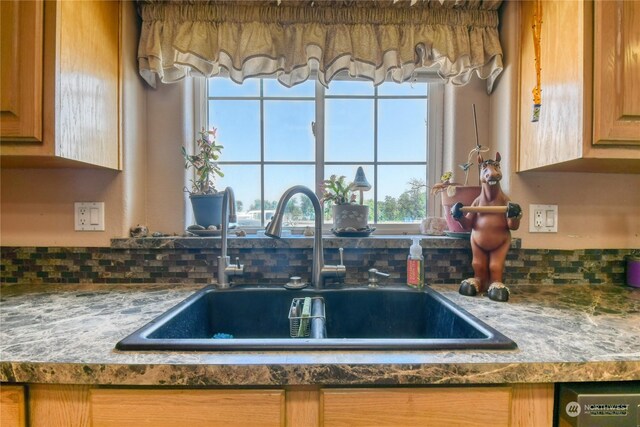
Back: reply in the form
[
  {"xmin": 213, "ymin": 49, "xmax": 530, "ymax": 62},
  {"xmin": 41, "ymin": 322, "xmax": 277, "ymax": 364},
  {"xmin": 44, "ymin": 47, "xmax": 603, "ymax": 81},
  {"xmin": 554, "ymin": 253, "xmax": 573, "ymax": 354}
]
[
  {"xmin": 0, "ymin": 1, "xmax": 43, "ymax": 143},
  {"xmin": 0, "ymin": 0, "xmax": 121, "ymax": 170},
  {"xmin": 518, "ymin": 0, "xmax": 640, "ymax": 173},
  {"xmin": 593, "ymin": 1, "xmax": 640, "ymax": 146}
]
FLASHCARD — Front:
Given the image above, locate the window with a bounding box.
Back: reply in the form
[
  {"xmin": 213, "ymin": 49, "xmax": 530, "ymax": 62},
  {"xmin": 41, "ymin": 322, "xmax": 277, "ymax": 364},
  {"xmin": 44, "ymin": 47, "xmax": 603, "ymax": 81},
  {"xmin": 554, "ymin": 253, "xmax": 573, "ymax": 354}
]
[{"xmin": 199, "ymin": 76, "xmax": 443, "ymax": 232}]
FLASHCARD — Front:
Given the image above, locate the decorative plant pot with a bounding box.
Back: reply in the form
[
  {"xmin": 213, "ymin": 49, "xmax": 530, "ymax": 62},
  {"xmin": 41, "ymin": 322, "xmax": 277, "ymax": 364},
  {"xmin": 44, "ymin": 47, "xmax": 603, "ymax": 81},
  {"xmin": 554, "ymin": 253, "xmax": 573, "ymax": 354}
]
[
  {"xmin": 440, "ymin": 185, "xmax": 481, "ymax": 233},
  {"xmin": 189, "ymin": 193, "xmax": 224, "ymax": 228},
  {"xmin": 332, "ymin": 204, "xmax": 369, "ymax": 231}
]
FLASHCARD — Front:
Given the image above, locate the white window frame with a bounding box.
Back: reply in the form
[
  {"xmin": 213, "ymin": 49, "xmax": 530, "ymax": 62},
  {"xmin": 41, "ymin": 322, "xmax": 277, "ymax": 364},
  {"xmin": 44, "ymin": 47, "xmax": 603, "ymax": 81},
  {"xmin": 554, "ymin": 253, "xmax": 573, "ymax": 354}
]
[{"xmin": 193, "ymin": 75, "xmax": 444, "ymax": 235}]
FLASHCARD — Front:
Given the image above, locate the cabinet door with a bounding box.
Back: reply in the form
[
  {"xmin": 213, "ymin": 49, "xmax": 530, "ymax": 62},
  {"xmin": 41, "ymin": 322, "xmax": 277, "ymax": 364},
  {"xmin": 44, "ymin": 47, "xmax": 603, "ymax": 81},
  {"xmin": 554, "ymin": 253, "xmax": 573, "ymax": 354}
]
[
  {"xmin": 0, "ymin": 385, "xmax": 26, "ymax": 427},
  {"xmin": 593, "ymin": 1, "xmax": 640, "ymax": 145},
  {"xmin": 57, "ymin": 0, "xmax": 121, "ymax": 169},
  {"xmin": 0, "ymin": 0, "xmax": 43, "ymax": 141},
  {"xmin": 321, "ymin": 387, "xmax": 511, "ymax": 427},
  {"xmin": 90, "ymin": 389, "xmax": 285, "ymax": 427}
]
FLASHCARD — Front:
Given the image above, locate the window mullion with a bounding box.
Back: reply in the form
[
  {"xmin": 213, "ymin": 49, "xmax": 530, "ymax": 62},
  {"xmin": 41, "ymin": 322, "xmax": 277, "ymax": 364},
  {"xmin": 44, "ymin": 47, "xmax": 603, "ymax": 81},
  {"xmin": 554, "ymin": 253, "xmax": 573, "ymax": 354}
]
[
  {"xmin": 427, "ymin": 83, "xmax": 443, "ymax": 218},
  {"xmin": 259, "ymin": 80, "xmax": 266, "ymax": 227},
  {"xmin": 373, "ymin": 85, "xmax": 379, "ymax": 223},
  {"xmin": 315, "ymin": 80, "xmax": 325, "ymax": 201}
]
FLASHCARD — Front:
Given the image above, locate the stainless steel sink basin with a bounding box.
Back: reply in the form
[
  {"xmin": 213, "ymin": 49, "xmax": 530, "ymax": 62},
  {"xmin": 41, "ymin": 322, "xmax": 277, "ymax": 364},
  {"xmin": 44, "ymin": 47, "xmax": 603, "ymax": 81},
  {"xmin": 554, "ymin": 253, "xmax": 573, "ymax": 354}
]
[{"xmin": 116, "ymin": 286, "xmax": 516, "ymax": 351}]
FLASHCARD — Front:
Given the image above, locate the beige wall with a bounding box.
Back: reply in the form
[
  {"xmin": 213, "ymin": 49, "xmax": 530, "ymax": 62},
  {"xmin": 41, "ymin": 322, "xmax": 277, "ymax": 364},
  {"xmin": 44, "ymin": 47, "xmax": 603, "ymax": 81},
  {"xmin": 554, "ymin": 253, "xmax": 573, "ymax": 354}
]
[
  {"xmin": 0, "ymin": 2, "xmax": 147, "ymax": 247},
  {"xmin": 1, "ymin": 1, "xmax": 638, "ymax": 249},
  {"xmin": 145, "ymin": 79, "xmax": 195, "ymax": 235}
]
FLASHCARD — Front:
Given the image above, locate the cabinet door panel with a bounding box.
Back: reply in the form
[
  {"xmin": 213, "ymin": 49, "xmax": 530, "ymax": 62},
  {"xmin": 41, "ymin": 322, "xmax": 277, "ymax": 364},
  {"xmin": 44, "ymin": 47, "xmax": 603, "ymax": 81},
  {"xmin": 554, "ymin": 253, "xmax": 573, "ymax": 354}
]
[
  {"xmin": 0, "ymin": 385, "xmax": 26, "ymax": 427},
  {"xmin": 593, "ymin": 1, "xmax": 640, "ymax": 145},
  {"xmin": 29, "ymin": 385, "xmax": 91, "ymax": 427},
  {"xmin": 321, "ymin": 388, "xmax": 511, "ymax": 427},
  {"xmin": 0, "ymin": 0, "xmax": 43, "ymax": 141},
  {"xmin": 57, "ymin": 0, "xmax": 121, "ymax": 168},
  {"xmin": 90, "ymin": 389, "xmax": 285, "ymax": 427}
]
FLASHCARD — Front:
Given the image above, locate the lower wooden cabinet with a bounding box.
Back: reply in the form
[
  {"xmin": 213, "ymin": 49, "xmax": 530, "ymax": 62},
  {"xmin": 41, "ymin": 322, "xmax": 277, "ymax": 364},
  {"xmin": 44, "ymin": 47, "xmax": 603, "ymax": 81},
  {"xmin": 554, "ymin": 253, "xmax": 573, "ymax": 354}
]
[
  {"xmin": 0, "ymin": 385, "xmax": 26, "ymax": 427},
  {"xmin": 29, "ymin": 385, "xmax": 284, "ymax": 427},
  {"xmin": 321, "ymin": 385, "xmax": 553, "ymax": 427},
  {"xmin": 23, "ymin": 383, "xmax": 554, "ymax": 427},
  {"xmin": 321, "ymin": 387, "xmax": 511, "ymax": 427},
  {"xmin": 91, "ymin": 389, "xmax": 285, "ymax": 427}
]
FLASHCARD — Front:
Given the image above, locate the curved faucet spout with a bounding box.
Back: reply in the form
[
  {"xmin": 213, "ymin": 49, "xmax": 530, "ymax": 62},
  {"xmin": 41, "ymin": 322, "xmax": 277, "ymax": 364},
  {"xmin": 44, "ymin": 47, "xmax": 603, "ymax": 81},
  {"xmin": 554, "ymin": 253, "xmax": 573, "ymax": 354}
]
[
  {"xmin": 265, "ymin": 185, "xmax": 324, "ymax": 288},
  {"xmin": 220, "ymin": 187, "xmax": 236, "ymax": 259},
  {"xmin": 218, "ymin": 187, "xmax": 243, "ymax": 288}
]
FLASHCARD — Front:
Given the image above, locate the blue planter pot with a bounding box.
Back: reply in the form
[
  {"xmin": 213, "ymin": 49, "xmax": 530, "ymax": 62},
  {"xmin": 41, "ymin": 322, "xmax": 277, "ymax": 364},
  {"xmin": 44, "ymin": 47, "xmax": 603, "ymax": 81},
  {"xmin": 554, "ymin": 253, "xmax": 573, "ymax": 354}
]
[{"xmin": 189, "ymin": 193, "xmax": 224, "ymax": 228}]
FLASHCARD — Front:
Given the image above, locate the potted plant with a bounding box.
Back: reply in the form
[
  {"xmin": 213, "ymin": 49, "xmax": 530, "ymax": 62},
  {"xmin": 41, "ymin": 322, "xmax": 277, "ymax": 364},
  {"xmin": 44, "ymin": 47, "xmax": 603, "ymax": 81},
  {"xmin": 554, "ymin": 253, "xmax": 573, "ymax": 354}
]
[
  {"xmin": 321, "ymin": 169, "xmax": 371, "ymax": 234},
  {"xmin": 430, "ymin": 144, "xmax": 488, "ymax": 233},
  {"xmin": 182, "ymin": 127, "xmax": 225, "ymax": 228}
]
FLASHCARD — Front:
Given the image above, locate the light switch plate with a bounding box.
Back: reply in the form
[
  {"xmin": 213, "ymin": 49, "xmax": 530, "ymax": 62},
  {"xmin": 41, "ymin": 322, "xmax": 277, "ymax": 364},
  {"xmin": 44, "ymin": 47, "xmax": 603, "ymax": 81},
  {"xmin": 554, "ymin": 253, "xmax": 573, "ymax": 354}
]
[
  {"xmin": 529, "ymin": 204, "xmax": 558, "ymax": 233},
  {"xmin": 75, "ymin": 202, "xmax": 105, "ymax": 231}
]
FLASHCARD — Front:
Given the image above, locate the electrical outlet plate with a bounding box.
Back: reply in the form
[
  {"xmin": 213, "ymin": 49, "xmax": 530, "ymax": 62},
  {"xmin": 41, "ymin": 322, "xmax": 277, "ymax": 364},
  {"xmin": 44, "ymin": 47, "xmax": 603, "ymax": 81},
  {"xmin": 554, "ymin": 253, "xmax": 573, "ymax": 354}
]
[
  {"xmin": 75, "ymin": 202, "xmax": 105, "ymax": 231},
  {"xmin": 529, "ymin": 204, "xmax": 558, "ymax": 233}
]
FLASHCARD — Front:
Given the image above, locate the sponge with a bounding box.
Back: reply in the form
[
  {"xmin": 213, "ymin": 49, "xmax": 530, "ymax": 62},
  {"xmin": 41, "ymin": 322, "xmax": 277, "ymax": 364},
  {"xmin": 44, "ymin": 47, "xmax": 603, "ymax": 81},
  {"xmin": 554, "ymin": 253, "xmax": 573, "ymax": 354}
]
[{"xmin": 297, "ymin": 297, "xmax": 312, "ymax": 337}]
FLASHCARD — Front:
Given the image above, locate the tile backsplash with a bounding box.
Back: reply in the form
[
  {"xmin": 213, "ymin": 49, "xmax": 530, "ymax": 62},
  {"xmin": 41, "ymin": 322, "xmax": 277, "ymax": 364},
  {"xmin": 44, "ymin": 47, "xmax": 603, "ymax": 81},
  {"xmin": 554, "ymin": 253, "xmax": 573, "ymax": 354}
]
[{"xmin": 1, "ymin": 237, "xmax": 635, "ymax": 286}]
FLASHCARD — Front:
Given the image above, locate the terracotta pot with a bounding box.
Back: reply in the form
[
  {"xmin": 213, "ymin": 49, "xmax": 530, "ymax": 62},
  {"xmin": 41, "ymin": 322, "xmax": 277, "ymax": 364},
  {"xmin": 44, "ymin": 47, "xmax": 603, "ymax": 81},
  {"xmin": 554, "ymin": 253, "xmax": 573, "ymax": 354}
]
[
  {"xmin": 189, "ymin": 193, "xmax": 224, "ymax": 228},
  {"xmin": 332, "ymin": 204, "xmax": 369, "ymax": 230},
  {"xmin": 440, "ymin": 185, "xmax": 481, "ymax": 233}
]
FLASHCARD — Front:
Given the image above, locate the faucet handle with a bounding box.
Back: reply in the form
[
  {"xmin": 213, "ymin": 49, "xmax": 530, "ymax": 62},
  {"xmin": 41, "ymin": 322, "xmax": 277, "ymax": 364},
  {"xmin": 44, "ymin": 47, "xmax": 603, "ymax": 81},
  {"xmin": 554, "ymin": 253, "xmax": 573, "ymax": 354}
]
[{"xmin": 321, "ymin": 247, "xmax": 346, "ymax": 283}]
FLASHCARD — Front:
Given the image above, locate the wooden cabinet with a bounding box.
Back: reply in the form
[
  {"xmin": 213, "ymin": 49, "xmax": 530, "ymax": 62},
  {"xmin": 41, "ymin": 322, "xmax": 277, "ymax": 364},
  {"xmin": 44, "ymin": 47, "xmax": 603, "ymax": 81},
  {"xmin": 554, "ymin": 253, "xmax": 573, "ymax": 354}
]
[
  {"xmin": 0, "ymin": 0, "xmax": 122, "ymax": 170},
  {"xmin": 29, "ymin": 385, "xmax": 285, "ymax": 427},
  {"xmin": 517, "ymin": 0, "xmax": 640, "ymax": 173},
  {"xmin": 321, "ymin": 385, "xmax": 553, "ymax": 427},
  {"xmin": 592, "ymin": 1, "xmax": 640, "ymax": 146},
  {"xmin": 25, "ymin": 383, "xmax": 554, "ymax": 427},
  {"xmin": 0, "ymin": 1, "xmax": 43, "ymax": 142},
  {"xmin": 0, "ymin": 385, "xmax": 26, "ymax": 427},
  {"xmin": 321, "ymin": 387, "xmax": 511, "ymax": 427}
]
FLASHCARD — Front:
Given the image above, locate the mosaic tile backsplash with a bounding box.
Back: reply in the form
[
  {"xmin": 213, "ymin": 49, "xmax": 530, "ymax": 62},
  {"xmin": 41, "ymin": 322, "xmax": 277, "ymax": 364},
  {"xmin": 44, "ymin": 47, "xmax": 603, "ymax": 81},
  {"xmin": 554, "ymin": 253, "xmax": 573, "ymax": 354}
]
[{"xmin": 1, "ymin": 237, "xmax": 636, "ymax": 286}]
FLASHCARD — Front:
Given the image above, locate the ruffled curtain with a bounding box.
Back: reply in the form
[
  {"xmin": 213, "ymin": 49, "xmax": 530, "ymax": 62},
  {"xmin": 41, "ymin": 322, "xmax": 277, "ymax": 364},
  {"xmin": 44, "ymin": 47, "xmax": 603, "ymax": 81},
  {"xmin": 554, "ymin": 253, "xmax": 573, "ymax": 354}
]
[{"xmin": 137, "ymin": 0, "xmax": 504, "ymax": 93}]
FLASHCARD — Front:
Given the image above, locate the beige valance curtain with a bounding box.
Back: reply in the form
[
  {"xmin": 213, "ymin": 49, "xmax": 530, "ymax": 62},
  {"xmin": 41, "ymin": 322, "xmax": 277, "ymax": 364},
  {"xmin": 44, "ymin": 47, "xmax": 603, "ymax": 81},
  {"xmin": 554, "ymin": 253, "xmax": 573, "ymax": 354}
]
[{"xmin": 138, "ymin": 0, "xmax": 504, "ymax": 93}]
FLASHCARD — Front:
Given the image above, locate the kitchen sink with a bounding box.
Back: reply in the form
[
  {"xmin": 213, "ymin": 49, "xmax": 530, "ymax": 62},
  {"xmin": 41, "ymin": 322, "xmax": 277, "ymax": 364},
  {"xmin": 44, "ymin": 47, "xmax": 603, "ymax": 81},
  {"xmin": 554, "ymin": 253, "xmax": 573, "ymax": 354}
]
[{"xmin": 116, "ymin": 286, "xmax": 516, "ymax": 351}]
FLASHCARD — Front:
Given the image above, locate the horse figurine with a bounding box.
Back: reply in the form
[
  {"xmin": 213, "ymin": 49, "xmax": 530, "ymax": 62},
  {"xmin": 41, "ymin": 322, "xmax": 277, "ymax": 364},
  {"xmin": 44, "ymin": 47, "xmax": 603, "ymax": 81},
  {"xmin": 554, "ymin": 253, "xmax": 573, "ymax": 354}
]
[{"xmin": 451, "ymin": 152, "xmax": 522, "ymax": 302}]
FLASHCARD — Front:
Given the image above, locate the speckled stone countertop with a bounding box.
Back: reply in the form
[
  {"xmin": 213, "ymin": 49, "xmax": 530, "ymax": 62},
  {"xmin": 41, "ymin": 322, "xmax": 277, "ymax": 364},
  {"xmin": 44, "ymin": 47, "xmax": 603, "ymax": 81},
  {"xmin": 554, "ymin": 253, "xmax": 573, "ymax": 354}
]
[{"xmin": 1, "ymin": 283, "xmax": 638, "ymax": 386}]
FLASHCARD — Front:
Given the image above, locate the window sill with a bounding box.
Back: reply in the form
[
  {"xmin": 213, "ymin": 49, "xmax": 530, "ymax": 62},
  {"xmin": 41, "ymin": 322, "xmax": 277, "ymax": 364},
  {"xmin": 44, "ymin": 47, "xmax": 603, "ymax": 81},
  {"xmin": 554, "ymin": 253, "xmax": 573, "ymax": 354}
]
[{"xmin": 111, "ymin": 235, "xmax": 521, "ymax": 250}]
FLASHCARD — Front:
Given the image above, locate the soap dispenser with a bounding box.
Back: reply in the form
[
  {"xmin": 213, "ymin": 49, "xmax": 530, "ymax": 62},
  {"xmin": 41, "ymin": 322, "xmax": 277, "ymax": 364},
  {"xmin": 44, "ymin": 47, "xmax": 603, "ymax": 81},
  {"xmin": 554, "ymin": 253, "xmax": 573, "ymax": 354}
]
[{"xmin": 407, "ymin": 237, "xmax": 425, "ymax": 289}]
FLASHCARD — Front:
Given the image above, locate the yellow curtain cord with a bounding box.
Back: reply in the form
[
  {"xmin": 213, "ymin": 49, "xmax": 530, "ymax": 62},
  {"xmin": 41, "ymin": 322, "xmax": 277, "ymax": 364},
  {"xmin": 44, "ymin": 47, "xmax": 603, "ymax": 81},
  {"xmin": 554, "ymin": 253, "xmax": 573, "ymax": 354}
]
[{"xmin": 531, "ymin": 0, "xmax": 543, "ymax": 122}]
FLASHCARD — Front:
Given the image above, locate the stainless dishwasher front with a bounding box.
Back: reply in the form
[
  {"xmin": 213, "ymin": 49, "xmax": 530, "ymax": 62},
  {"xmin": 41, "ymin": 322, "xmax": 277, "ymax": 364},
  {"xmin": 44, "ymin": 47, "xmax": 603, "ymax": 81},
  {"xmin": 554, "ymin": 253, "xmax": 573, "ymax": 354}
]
[{"xmin": 558, "ymin": 383, "xmax": 639, "ymax": 427}]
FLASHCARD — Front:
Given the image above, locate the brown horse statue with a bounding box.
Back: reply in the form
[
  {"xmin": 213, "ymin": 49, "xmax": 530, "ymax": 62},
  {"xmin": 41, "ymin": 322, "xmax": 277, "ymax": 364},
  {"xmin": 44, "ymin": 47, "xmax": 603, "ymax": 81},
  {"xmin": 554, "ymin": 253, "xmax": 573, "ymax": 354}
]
[{"xmin": 451, "ymin": 152, "xmax": 522, "ymax": 302}]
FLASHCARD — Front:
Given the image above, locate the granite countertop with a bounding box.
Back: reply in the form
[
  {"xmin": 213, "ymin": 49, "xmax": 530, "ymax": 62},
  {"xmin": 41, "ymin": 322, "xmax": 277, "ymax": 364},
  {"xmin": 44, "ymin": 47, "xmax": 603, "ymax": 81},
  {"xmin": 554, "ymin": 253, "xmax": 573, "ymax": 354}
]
[{"xmin": 1, "ymin": 283, "xmax": 639, "ymax": 386}]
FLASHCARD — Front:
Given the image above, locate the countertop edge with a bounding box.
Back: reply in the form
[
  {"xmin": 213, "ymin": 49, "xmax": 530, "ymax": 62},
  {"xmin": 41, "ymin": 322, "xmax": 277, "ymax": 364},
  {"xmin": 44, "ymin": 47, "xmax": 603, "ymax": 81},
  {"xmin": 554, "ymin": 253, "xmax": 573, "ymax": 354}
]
[{"xmin": 2, "ymin": 360, "xmax": 639, "ymax": 387}]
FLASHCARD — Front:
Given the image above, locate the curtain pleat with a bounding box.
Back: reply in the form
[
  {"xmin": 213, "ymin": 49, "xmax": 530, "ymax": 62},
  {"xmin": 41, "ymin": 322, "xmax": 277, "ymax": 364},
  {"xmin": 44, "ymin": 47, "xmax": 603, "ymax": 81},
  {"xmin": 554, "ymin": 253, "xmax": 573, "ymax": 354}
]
[{"xmin": 137, "ymin": 0, "xmax": 503, "ymax": 92}]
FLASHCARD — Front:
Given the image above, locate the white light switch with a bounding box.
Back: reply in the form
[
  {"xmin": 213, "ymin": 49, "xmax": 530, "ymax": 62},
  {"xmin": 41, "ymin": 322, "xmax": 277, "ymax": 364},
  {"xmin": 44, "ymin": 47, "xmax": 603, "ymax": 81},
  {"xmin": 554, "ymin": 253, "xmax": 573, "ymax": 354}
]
[
  {"xmin": 90, "ymin": 208, "xmax": 100, "ymax": 225},
  {"xmin": 545, "ymin": 210, "xmax": 555, "ymax": 227},
  {"xmin": 75, "ymin": 202, "xmax": 105, "ymax": 231}
]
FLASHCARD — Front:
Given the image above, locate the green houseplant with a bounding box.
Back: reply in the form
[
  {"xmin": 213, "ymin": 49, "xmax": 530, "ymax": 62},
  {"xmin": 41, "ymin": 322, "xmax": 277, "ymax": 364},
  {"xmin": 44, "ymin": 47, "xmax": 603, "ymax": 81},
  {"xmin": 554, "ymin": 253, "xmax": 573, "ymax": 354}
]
[
  {"xmin": 321, "ymin": 171, "xmax": 371, "ymax": 233},
  {"xmin": 182, "ymin": 127, "xmax": 225, "ymax": 228}
]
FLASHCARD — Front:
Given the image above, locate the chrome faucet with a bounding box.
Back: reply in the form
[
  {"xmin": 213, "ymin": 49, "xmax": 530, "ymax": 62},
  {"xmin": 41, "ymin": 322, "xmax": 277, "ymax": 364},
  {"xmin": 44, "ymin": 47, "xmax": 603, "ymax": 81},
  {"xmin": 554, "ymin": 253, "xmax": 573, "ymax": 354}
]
[
  {"xmin": 217, "ymin": 187, "xmax": 244, "ymax": 288},
  {"xmin": 265, "ymin": 185, "xmax": 345, "ymax": 289}
]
